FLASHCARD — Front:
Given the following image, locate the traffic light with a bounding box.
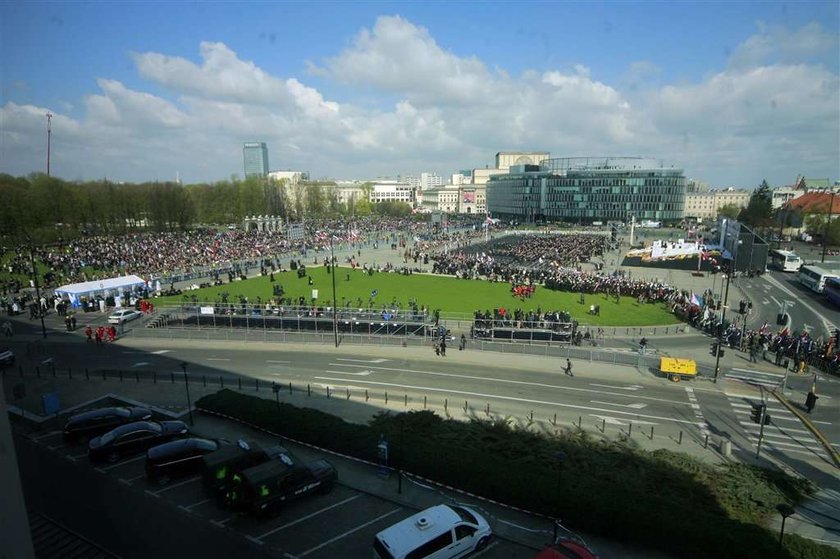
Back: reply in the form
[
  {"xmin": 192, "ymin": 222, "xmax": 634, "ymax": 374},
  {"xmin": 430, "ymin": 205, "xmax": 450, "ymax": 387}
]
[
  {"xmin": 710, "ymin": 342, "xmax": 718, "ymax": 356},
  {"xmin": 750, "ymin": 403, "xmax": 766, "ymax": 424}
]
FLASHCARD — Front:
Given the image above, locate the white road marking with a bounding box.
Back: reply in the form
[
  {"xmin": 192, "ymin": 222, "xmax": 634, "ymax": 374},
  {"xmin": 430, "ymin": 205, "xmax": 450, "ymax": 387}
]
[
  {"xmin": 211, "ymin": 517, "xmax": 234, "ymax": 527},
  {"xmin": 255, "ymin": 494, "xmax": 362, "ymax": 541},
  {"xmin": 589, "ymin": 383, "xmax": 644, "ymax": 391},
  {"xmin": 151, "ymin": 475, "xmax": 200, "ymax": 495},
  {"xmin": 121, "ymin": 474, "xmax": 145, "ymax": 484},
  {"xmin": 324, "ymin": 369, "xmax": 372, "ymax": 376},
  {"xmin": 335, "ymin": 358, "xmax": 388, "ymax": 363},
  {"xmin": 684, "ymin": 387, "xmax": 711, "ymax": 438},
  {"xmin": 313, "ymin": 376, "xmax": 704, "ymax": 426},
  {"xmin": 180, "ymin": 498, "xmax": 211, "ymax": 511},
  {"xmin": 32, "ymin": 430, "xmax": 62, "ymax": 441},
  {"xmin": 590, "ymin": 401, "xmax": 647, "ymax": 409},
  {"xmin": 206, "ymin": 358, "xmax": 230, "ymax": 362},
  {"xmin": 336, "ymin": 364, "xmax": 688, "ymax": 405},
  {"xmin": 297, "ymin": 507, "xmax": 402, "ymax": 557},
  {"xmin": 151, "ymin": 350, "xmax": 171, "ymax": 354},
  {"xmin": 41, "ymin": 357, "xmax": 53, "ymax": 364},
  {"xmin": 133, "ymin": 362, "xmax": 150, "ymax": 367},
  {"xmin": 266, "ymin": 360, "xmax": 291, "ymax": 364},
  {"xmin": 99, "ymin": 454, "xmax": 146, "ymax": 471},
  {"xmin": 764, "ymin": 274, "xmax": 834, "ymax": 335}
]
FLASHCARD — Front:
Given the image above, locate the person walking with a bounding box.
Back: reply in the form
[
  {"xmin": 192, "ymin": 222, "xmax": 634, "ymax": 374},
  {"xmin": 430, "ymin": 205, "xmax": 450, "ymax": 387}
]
[
  {"xmin": 440, "ymin": 339, "xmax": 447, "ymax": 357},
  {"xmin": 2, "ymin": 321, "xmax": 12, "ymax": 337},
  {"xmin": 805, "ymin": 390, "xmax": 818, "ymax": 414},
  {"xmin": 459, "ymin": 334, "xmax": 466, "ymax": 351},
  {"xmin": 564, "ymin": 358, "xmax": 574, "ymax": 377},
  {"xmin": 85, "ymin": 325, "xmax": 93, "ymax": 342}
]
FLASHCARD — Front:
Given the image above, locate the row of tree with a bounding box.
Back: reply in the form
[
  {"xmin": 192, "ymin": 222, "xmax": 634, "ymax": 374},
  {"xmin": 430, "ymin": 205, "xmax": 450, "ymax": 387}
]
[{"xmin": 0, "ymin": 173, "xmax": 413, "ymax": 238}]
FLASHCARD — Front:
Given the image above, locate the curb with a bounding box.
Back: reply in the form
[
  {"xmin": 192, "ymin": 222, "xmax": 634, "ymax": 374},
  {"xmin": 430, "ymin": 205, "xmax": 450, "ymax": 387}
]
[{"xmin": 770, "ymin": 389, "xmax": 840, "ymax": 469}]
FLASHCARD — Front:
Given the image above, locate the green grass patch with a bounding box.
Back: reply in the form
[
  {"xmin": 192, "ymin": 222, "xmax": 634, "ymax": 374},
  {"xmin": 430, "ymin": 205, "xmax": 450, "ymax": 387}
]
[{"xmin": 156, "ymin": 266, "xmax": 679, "ymax": 326}]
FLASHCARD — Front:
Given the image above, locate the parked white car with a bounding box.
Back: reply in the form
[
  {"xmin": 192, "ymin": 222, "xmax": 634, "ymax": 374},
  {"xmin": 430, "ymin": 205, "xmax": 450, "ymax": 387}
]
[{"xmin": 107, "ymin": 309, "xmax": 143, "ymax": 324}]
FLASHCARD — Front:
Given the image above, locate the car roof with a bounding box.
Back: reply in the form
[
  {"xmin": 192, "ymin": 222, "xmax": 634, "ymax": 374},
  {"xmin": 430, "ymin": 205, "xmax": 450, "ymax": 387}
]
[
  {"xmin": 376, "ymin": 505, "xmax": 463, "ymax": 551},
  {"xmin": 107, "ymin": 421, "xmax": 159, "ymax": 437},
  {"xmin": 148, "ymin": 438, "xmax": 216, "ymax": 459},
  {"xmin": 239, "ymin": 457, "xmax": 297, "ymax": 486},
  {"xmin": 68, "ymin": 406, "xmax": 129, "ymax": 422}
]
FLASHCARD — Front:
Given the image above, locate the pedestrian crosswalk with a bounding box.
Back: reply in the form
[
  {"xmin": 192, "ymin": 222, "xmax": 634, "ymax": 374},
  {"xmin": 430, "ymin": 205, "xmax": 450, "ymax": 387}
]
[
  {"xmin": 726, "ymin": 368, "xmax": 786, "ymax": 389},
  {"xmin": 725, "ymin": 393, "xmax": 829, "ymax": 461}
]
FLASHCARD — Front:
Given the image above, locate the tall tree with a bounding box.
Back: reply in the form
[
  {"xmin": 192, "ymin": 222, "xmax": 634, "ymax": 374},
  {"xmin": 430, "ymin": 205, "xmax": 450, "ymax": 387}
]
[{"xmin": 738, "ymin": 180, "xmax": 773, "ymax": 227}]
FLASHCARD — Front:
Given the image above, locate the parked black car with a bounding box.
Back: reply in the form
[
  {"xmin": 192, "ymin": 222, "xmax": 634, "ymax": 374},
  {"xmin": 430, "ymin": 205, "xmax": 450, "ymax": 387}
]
[
  {"xmin": 223, "ymin": 455, "xmax": 337, "ymax": 515},
  {"xmin": 146, "ymin": 438, "xmax": 227, "ymax": 484},
  {"xmin": 63, "ymin": 406, "xmax": 152, "ymax": 443},
  {"xmin": 88, "ymin": 420, "xmax": 189, "ymax": 463}
]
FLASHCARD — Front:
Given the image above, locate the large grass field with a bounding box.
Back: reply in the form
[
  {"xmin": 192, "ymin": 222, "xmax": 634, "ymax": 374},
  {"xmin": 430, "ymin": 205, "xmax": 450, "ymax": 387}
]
[{"xmin": 157, "ymin": 265, "xmax": 678, "ymax": 326}]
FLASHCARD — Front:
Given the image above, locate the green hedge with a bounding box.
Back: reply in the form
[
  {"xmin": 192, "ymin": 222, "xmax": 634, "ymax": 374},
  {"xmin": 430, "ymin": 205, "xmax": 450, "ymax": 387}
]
[{"xmin": 197, "ymin": 390, "xmax": 837, "ymax": 559}]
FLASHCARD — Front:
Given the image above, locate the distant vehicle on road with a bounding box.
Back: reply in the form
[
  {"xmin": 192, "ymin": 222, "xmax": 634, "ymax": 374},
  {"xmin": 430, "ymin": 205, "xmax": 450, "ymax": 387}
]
[
  {"xmin": 799, "ymin": 265, "xmax": 840, "ymax": 294},
  {"xmin": 107, "ymin": 309, "xmax": 143, "ymax": 324},
  {"xmin": 769, "ymin": 249, "xmax": 802, "ymax": 272},
  {"xmin": 0, "ymin": 347, "xmax": 14, "ymax": 366},
  {"xmin": 89, "ymin": 420, "xmax": 188, "ymax": 463},
  {"xmin": 62, "ymin": 406, "xmax": 152, "ymax": 443},
  {"xmin": 146, "ymin": 437, "xmax": 227, "ymax": 484}
]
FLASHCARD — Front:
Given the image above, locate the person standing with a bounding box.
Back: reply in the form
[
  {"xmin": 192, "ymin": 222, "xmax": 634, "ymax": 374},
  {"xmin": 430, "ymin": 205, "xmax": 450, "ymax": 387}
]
[
  {"xmin": 459, "ymin": 334, "xmax": 466, "ymax": 351},
  {"xmin": 564, "ymin": 358, "xmax": 574, "ymax": 377},
  {"xmin": 440, "ymin": 339, "xmax": 447, "ymax": 357}
]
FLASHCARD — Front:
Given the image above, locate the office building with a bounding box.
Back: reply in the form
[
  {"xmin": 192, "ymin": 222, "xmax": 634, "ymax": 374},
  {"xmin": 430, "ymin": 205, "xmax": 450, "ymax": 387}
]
[
  {"xmin": 243, "ymin": 142, "xmax": 269, "ymax": 178},
  {"xmin": 487, "ymin": 157, "xmax": 685, "ymax": 223}
]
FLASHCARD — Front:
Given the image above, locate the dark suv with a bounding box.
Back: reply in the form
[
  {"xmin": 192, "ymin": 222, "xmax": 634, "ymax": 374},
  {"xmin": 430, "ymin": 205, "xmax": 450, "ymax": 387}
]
[
  {"xmin": 63, "ymin": 406, "xmax": 152, "ymax": 443},
  {"xmin": 201, "ymin": 440, "xmax": 290, "ymax": 497}
]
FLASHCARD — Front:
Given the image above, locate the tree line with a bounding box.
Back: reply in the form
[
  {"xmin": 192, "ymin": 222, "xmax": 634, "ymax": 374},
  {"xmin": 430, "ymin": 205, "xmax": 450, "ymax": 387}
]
[{"xmin": 0, "ymin": 173, "xmax": 413, "ymax": 239}]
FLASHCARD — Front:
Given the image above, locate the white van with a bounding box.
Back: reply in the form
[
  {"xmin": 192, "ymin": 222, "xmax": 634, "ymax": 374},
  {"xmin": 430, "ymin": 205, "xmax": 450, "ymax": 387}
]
[{"xmin": 373, "ymin": 504, "xmax": 492, "ymax": 559}]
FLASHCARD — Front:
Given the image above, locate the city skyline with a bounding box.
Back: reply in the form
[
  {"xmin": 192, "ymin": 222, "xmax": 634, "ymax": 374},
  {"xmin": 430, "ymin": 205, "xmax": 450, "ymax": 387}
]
[{"xmin": 1, "ymin": 2, "xmax": 838, "ymax": 187}]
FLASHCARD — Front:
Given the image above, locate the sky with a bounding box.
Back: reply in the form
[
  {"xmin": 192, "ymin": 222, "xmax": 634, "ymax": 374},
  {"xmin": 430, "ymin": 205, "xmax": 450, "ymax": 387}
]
[{"xmin": 1, "ymin": 1, "xmax": 838, "ymax": 188}]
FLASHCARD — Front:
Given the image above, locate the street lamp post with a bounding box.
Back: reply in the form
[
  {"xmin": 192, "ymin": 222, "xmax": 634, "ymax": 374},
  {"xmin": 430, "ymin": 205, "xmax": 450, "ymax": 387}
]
[
  {"xmin": 777, "ymin": 503, "xmax": 795, "ymax": 550},
  {"xmin": 180, "ymin": 361, "xmax": 194, "ymax": 426},
  {"xmin": 23, "ymin": 233, "xmax": 47, "ymax": 340},
  {"xmin": 821, "ymin": 191, "xmax": 836, "ymax": 263},
  {"xmin": 713, "ymin": 269, "xmax": 731, "ymax": 383},
  {"xmin": 330, "ymin": 235, "xmax": 338, "ymax": 348}
]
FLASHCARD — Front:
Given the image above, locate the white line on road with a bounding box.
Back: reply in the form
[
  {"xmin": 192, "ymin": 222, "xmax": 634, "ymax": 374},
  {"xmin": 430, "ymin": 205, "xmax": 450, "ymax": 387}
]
[
  {"xmin": 133, "ymin": 362, "xmax": 150, "ymax": 367},
  {"xmin": 590, "ymin": 400, "xmax": 647, "ymax": 409},
  {"xmin": 589, "ymin": 383, "xmax": 644, "ymax": 391},
  {"xmin": 335, "ymin": 358, "xmax": 388, "ymax": 364},
  {"xmin": 297, "ymin": 507, "xmax": 402, "ymax": 557},
  {"xmin": 335, "ymin": 364, "xmax": 690, "ymax": 406},
  {"xmin": 41, "ymin": 357, "xmax": 53, "ymax": 364},
  {"xmin": 121, "ymin": 474, "xmax": 146, "ymax": 484},
  {"xmin": 100, "ymin": 454, "xmax": 146, "ymax": 471},
  {"xmin": 255, "ymin": 494, "xmax": 362, "ymax": 541},
  {"xmin": 151, "ymin": 350, "xmax": 171, "ymax": 354},
  {"xmin": 66, "ymin": 452, "xmax": 88, "ymax": 461},
  {"xmin": 764, "ymin": 274, "xmax": 835, "ymax": 335},
  {"xmin": 211, "ymin": 517, "xmax": 234, "ymax": 527},
  {"xmin": 152, "ymin": 475, "xmax": 200, "ymax": 495},
  {"xmin": 266, "ymin": 360, "xmax": 291, "ymax": 364},
  {"xmin": 313, "ymin": 376, "xmax": 704, "ymax": 426},
  {"xmin": 206, "ymin": 358, "xmax": 230, "ymax": 362},
  {"xmin": 32, "ymin": 430, "xmax": 62, "ymax": 441},
  {"xmin": 324, "ymin": 369, "xmax": 372, "ymax": 376},
  {"xmin": 180, "ymin": 498, "xmax": 211, "ymax": 511}
]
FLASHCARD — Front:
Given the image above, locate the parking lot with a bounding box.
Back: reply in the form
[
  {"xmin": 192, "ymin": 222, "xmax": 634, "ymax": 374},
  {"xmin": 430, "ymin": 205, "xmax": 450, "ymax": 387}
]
[{"xmin": 22, "ymin": 403, "xmax": 540, "ymax": 559}]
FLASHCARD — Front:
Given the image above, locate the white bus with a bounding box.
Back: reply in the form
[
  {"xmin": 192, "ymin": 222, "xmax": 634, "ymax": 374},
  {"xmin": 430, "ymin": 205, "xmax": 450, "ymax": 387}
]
[
  {"xmin": 799, "ymin": 265, "xmax": 840, "ymax": 293},
  {"xmin": 769, "ymin": 249, "xmax": 802, "ymax": 272}
]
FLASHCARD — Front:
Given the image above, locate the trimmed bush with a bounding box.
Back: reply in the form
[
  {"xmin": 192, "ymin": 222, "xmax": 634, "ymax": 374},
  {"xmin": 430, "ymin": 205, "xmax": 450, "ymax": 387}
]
[{"xmin": 197, "ymin": 390, "xmax": 836, "ymax": 559}]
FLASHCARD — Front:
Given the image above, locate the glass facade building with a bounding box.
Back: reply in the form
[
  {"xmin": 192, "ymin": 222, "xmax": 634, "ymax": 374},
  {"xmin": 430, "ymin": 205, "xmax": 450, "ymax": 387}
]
[
  {"xmin": 486, "ymin": 157, "xmax": 686, "ymax": 223},
  {"xmin": 243, "ymin": 142, "xmax": 269, "ymax": 178}
]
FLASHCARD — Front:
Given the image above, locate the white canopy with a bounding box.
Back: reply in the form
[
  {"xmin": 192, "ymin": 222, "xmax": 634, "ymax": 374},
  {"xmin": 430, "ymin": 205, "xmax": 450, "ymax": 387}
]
[{"xmin": 55, "ymin": 275, "xmax": 146, "ymax": 307}]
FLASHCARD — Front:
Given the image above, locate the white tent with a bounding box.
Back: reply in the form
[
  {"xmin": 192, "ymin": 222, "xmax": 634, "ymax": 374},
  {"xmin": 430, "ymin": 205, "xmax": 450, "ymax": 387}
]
[{"xmin": 55, "ymin": 275, "xmax": 146, "ymax": 308}]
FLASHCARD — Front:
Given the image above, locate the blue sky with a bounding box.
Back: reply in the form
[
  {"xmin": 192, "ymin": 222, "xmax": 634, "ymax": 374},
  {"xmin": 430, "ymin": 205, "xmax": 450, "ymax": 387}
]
[{"xmin": 2, "ymin": 1, "xmax": 838, "ymax": 187}]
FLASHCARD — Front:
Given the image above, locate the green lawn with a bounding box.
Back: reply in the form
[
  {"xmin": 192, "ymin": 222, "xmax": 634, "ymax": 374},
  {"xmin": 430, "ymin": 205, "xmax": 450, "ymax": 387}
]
[{"xmin": 157, "ymin": 266, "xmax": 679, "ymax": 326}]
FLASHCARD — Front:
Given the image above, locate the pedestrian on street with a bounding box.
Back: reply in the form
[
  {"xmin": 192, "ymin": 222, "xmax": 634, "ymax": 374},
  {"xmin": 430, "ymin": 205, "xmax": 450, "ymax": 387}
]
[
  {"xmin": 805, "ymin": 390, "xmax": 818, "ymax": 414},
  {"xmin": 459, "ymin": 334, "xmax": 466, "ymax": 351},
  {"xmin": 85, "ymin": 325, "xmax": 93, "ymax": 342},
  {"xmin": 440, "ymin": 339, "xmax": 447, "ymax": 357},
  {"xmin": 564, "ymin": 358, "xmax": 574, "ymax": 377},
  {"xmin": 2, "ymin": 321, "xmax": 12, "ymax": 337}
]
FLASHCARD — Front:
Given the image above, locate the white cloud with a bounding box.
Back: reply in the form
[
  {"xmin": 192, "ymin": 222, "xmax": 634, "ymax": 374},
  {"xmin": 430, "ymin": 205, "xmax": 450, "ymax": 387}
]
[
  {"xmin": 0, "ymin": 18, "xmax": 837, "ymax": 186},
  {"xmin": 728, "ymin": 22, "xmax": 838, "ymax": 70}
]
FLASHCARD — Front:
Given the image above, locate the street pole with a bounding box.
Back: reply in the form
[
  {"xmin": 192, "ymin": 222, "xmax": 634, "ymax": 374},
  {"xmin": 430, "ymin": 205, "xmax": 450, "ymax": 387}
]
[
  {"xmin": 821, "ymin": 191, "xmax": 836, "ymax": 263},
  {"xmin": 46, "ymin": 112, "xmax": 52, "ymax": 177},
  {"xmin": 24, "ymin": 236, "xmax": 47, "ymax": 340},
  {"xmin": 756, "ymin": 385, "xmax": 766, "ymax": 459},
  {"xmin": 330, "ymin": 235, "xmax": 338, "ymax": 348},
  {"xmin": 180, "ymin": 362, "xmax": 194, "ymax": 426},
  {"xmin": 713, "ymin": 270, "xmax": 731, "ymax": 383}
]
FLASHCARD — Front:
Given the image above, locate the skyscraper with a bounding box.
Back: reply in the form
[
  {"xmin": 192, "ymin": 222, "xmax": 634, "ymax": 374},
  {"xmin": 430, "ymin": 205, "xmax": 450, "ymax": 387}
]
[{"xmin": 243, "ymin": 142, "xmax": 269, "ymax": 178}]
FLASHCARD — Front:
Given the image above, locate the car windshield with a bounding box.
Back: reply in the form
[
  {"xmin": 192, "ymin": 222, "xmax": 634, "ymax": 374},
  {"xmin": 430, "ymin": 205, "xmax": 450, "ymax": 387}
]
[
  {"xmin": 449, "ymin": 506, "xmax": 477, "ymax": 524},
  {"xmin": 114, "ymin": 407, "xmax": 130, "ymax": 417}
]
